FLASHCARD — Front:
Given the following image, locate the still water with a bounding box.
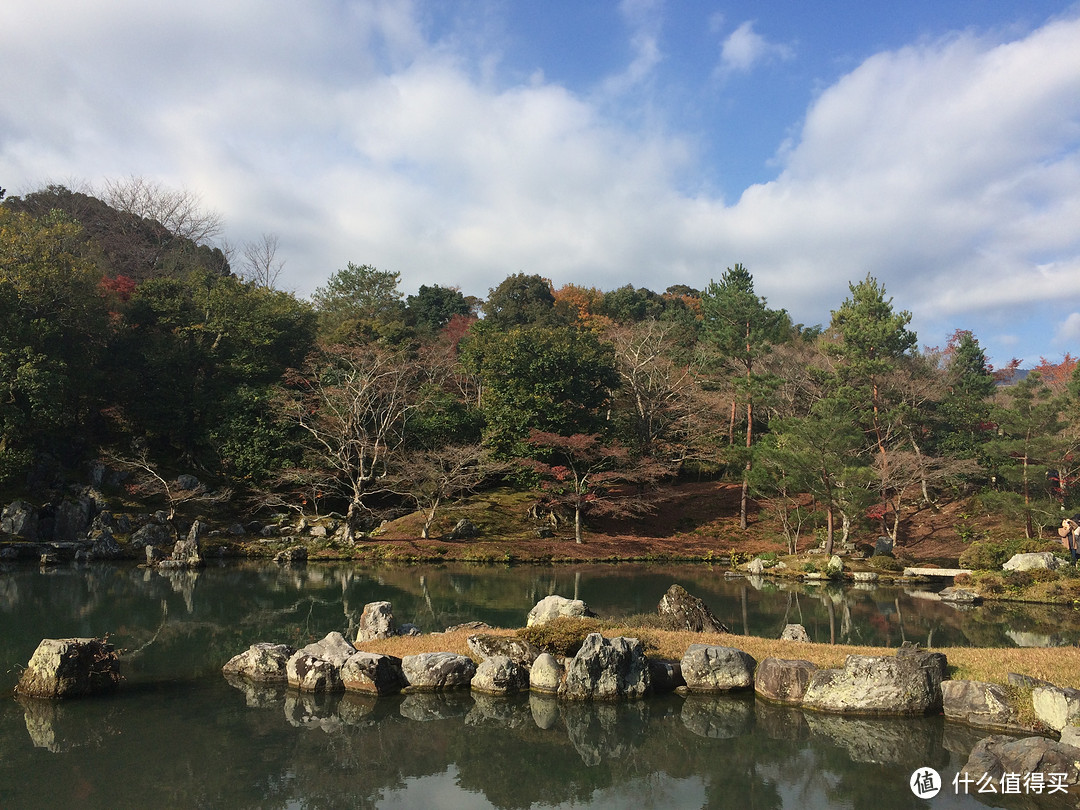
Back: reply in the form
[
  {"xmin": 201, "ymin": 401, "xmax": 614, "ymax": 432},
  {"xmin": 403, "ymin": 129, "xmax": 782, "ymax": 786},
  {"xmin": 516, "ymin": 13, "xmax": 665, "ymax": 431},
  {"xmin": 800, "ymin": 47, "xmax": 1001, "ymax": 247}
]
[{"xmin": 1, "ymin": 561, "xmax": 1076, "ymax": 808}]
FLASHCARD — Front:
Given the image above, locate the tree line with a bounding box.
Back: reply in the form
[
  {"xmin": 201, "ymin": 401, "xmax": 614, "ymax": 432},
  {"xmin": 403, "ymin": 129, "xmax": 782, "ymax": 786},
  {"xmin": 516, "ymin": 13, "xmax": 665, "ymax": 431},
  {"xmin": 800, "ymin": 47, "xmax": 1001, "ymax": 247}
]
[{"xmin": 2, "ymin": 183, "xmax": 1078, "ymax": 547}]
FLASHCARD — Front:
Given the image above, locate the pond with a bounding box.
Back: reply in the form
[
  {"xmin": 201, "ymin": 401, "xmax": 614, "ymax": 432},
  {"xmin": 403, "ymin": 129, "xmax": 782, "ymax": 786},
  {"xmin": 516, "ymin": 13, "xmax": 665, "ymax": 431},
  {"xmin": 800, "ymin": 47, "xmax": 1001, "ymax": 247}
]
[{"xmin": 1, "ymin": 560, "xmax": 1077, "ymax": 808}]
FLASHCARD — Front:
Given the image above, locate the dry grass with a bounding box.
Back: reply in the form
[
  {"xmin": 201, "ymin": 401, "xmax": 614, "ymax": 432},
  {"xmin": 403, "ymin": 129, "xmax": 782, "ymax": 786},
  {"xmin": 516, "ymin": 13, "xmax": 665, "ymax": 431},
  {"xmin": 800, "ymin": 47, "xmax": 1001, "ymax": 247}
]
[{"xmin": 356, "ymin": 623, "xmax": 1080, "ymax": 689}]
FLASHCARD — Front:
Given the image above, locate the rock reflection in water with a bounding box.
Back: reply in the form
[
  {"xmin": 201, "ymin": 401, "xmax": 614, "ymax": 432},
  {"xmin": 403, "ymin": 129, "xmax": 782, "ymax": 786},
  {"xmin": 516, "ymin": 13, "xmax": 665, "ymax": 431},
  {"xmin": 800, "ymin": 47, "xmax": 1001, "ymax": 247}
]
[{"xmin": 680, "ymin": 693, "xmax": 755, "ymax": 739}]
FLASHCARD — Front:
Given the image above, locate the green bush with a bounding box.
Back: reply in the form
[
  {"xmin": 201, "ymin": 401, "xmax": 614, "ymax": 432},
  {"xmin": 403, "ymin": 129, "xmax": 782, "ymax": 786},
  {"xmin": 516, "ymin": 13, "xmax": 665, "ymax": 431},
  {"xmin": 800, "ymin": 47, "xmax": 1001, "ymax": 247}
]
[
  {"xmin": 517, "ymin": 617, "xmax": 603, "ymax": 657},
  {"xmin": 869, "ymin": 554, "xmax": 903, "ymax": 572},
  {"xmin": 958, "ymin": 538, "xmax": 1061, "ymax": 571}
]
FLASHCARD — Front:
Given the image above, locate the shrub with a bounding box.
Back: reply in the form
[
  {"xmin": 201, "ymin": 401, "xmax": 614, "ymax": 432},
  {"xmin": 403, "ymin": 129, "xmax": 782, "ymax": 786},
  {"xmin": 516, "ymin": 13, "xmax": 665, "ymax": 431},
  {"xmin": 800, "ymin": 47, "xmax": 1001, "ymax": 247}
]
[
  {"xmin": 869, "ymin": 554, "xmax": 903, "ymax": 572},
  {"xmin": 958, "ymin": 538, "xmax": 1061, "ymax": 571},
  {"xmin": 517, "ymin": 617, "xmax": 603, "ymax": 657},
  {"xmin": 1002, "ymin": 570, "xmax": 1034, "ymax": 591}
]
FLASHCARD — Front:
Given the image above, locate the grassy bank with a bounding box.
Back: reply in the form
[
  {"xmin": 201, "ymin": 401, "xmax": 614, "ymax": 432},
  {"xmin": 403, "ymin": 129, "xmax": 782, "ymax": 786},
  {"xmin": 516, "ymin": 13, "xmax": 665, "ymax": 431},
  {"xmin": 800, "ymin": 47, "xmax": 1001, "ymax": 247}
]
[{"xmin": 355, "ymin": 622, "xmax": 1080, "ymax": 690}]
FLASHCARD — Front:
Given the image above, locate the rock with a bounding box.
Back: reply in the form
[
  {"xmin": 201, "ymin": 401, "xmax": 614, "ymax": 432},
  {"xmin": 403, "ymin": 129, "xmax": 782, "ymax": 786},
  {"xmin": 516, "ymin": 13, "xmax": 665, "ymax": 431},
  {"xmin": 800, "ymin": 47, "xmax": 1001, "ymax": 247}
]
[
  {"xmin": 5, "ymin": 501, "xmax": 42, "ymax": 541},
  {"xmin": 939, "ymin": 586, "xmax": 981, "ymax": 604},
  {"xmin": 755, "ymin": 657, "xmax": 817, "ymax": 704},
  {"xmin": 356, "ymin": 601, "xmax": 397, "ymax": 642},
  {"xmin": 874, "ymin": 536, "xmax": 893, "ymax": 556},
  {"xmin": 145, "ymin": 545, "xmax": 167, "ymax": 565},
  {"xmin": 529, "ymin": 653, "xmax": 563, "ymax": 694},
  {"xmin": 340, "ymin": 652, "xmax": 407, "ymax": 695},
  {"xmin": 1002, "ymin": 552, "xmax": 1062, "ymax": 572},
  {"xmin": 299, "ymin": 632, "xmax": 357, "ymax": 668},
  {"xmin": 941, "ymin": 680, "xmax": 1021, "ymax": 730},
  {"xmin": 826, "ymin": 555, "xmax": 844, "ymax": 576},
  {"xmin": 130, "ymin": 522, "xmax": 173, "ymax": 549},
  {"xmin": 558, "ymin": 633, "xmax": 650, "ymax": 701},
  {"xmin": 52, "ymin": 497, "xmax": 93, "ymax": 542},
  {"xmin": 447, "ymin": 519, "xmax": 479, "ymax": 539},
  {"xmin": 175, "ymin": 474, "xmax": 201, "ymax": 491},
  {"xmin": 228, "ymin": 523, "xmax": 246, "ymax": 536},
  {"xmin": 526, "ymin": 595, "xmax": 598, "ymax": 627},
  {"xmin": 780, "ymin": 623, "xmax": 811, "ymax": 642},
  {"xmin": 1032, "ymin": 685, "xmax": 1080, "ymax": 732},
  {"xmin": 1061, "ymin": 726, "xmax": 1080, "ymax": 749},
  {"xmin": 656, "ymin": 584, "xmax": 729, "ymax": 633},
  {"xmin": 15, "ymin": 638, "xmax": 121, "ymax": 698},
  {"xmin": 680, "ymin": 644, "xmax": 756, "ymax": 693},
  {"xmin": 90, "ymin": 528, "xmax": 121, "ymax": 559},
  {"xmin": 852, "ymin": 571, "xmax": 878, "ymax": 583},
  {"xmin": 401, "ymin": 652, "xmax": 477, "ymax": 691},
  {"xmin": 186, "ymin": 520, "xmax": 208, "ymax": 543},
  {"xmin": 444, "ymin": 621, "xmax": 491, "ymax": 633},
  {"xmin": 273, "ymin": 545, "xmax": 308, "ymax": 565},
  {"xmin": 466, "ymin": 634, "xmax": 542, "ymax": 668},
  {"xmin": 222, "ymin": 643, "xmax": 296, "ymax": 684},
  {"xmin": 648, "ymin": 659, "xmax": 685, "ymax": 694},
  {"xmin": 961, "ymin": 735, "xmax": 1080, "ymax": 786},
  {"xmin": 471, "ymin": 655, "xmax": 530, "ymax": 696},
  {"xmin": 286, "ymin": 651, "xmax": 344, "ymax": 693},
  {"xmin": 747, "ymin": 558, "xmax": 765, "ymax": 574},
  {"xmin": 398, "ymin": 623, "xmax": 421, "ymax": 636},
  {"xmin": 309, "ymin": 525, "xmax": 327, "ymax": 538},
  {"xmin": 160, "ymin": 533, "xmax": 202, "ymax": 569},
  {"xmin": 1008, "ymin": 672, "xmax": 1055, "ymax": 689},
  {"xmin": 802, "ymin": 650, "xmax": 945, "ymax": 715}
]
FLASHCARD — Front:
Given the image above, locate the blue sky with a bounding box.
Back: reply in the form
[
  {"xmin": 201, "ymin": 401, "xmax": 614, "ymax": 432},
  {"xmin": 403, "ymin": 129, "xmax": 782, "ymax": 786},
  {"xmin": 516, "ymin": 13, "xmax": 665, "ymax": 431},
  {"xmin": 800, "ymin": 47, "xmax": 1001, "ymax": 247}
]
[{"xmin": 2, "ymin": 0, "xmax": 1080, "ymax": 367}]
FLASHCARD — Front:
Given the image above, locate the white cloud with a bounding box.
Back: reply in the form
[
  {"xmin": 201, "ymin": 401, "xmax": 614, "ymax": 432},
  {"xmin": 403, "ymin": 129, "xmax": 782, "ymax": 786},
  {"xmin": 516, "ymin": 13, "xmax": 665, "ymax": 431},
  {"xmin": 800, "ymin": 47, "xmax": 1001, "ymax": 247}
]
[
  {"xmin": 1, "ymin": 1, "xmax": 1079, "ymax": 365},
  {"xmin": 1055, "ymin": 313, "xmax": 1080, "ymax": 345},
  {"xmin": 717, "ymin": 21, "xmax": 795, "ymax": 75}
]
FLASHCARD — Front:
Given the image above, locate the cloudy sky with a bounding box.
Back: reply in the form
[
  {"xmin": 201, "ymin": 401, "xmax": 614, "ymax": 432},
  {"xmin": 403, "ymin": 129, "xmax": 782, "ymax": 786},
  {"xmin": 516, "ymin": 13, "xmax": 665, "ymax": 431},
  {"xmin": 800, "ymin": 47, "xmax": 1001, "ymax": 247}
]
[{"xmin": 3, "ymin": 0, "xmax": 1080, "ymax": 367}]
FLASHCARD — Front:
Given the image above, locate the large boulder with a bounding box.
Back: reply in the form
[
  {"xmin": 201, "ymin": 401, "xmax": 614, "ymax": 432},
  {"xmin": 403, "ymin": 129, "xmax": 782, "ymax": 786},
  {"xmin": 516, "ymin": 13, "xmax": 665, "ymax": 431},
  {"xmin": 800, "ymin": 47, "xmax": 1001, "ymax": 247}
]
[
  {"xmin": 755, "ymin": 657, "xmax": 817, "ymax": 705},
  {"xmin": 526, "ymin": 595, "xmax": 597, "ymax": 627},
  {"xmin": 558, "ymin": 633, "xmax": 650, "ymax": 701},
  {"xmin": 802, "ymin": 650, "xmax": 945, "ymax": 715},
  {"xmin": 299, "ymin": 632, "xmax": 357, "ymax": 667},
  {"xmin": 15, "ymin": 638, "xmax": 121, "ymax": 698},
  {"xmin": 158, "ymin": 532, "xmax": 202, "ymax": 569},
  {"xmin": 657, "ymin": 584, "xmax": 729, "ymax": 633},
  {"xmin": 129, "ymin": 521, "xmax": 174, "ymax": 549},
  {"xmin": 680, "ymin": 644, "xmax": 756, "ymax": 693},
  {"xmin": 941, "ymin": 680, "xmax": 1021, "ymax": 731},
  {"xmin": 471, "ymin": 655, "xmax": 530, "ymax": 696},
  {"xmin": 648, "ymin": 659, "xmax": 685, "ymax": 694},
  {"xmin": 340, "ymin": 652, "xmax": 407, "ymax": 695},
  {"xmin": 274, "ymin": 545, "xmax": 308, "ymax": 565},
  {"xmin": 466, "ymin": 634, "xmax": 542, "ymax": 668},
  {"xmin": 356, "ymin": 601, "xmax": 397, "ymax": 642},
  {"xmin": 2, "ymin": 500, "xmax": 40, "ymax": 540},
  {"xmin": 1031, "ymin": 684, "xmax": 1080, "ymax": 732},
  {"xmin": 401, "ymin": 652, "xmax": 477, "ymax": 691},
  {"xmin": 286, "ymin": 650, "xmax": 344, "ymax": 693},
  {"xmin": 961, "ymin": 735, "xmax": 1080, "ymax": 787},
  {"xmin": 52, "ymin": 497, "xmax": 94, "ymax": 542},
  {"xmin": 780, "ymin": 624, "xmax": 811, "ymax": 642},
  {"xmin": 529, "ymin": 653, "xmax": 563, "ymax": 694},
  {"xmin": 222, "ymin": 643, "xmax": 296, "ymax": 684},
  {"xmin": 1002, "ymin": 552, "xmax": 1062, "ymax": 572}
]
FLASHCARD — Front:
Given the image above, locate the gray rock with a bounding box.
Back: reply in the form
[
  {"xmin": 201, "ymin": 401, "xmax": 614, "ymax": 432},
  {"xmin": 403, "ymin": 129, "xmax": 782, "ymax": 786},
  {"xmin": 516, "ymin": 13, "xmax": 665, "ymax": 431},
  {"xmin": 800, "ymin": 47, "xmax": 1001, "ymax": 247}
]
[
  {"xmin": 299, "ymin": 632, "xmax": 357, "ymax": 668},
  {"xmin": 160, "ymin": 534, "xmax": 202, "ymax": 569},
  {"xmin": 90, "ymin": 528, "xmax": 121, "ymax": 559},
  {"xmin": 175, "ymin": 474, "xmax": 201, "ymax": 491},
  {"xmin": 3, "ymin": 501, "xmax": 40, "ymax": 540},
  {"xmin": 340, "ymin": 652, "xmax": 407, "ymax": 695},
  {"xmin": 286, "ymin": 651, "xmax": 344, "ymax": 693},
  {"xmin": 401, "ymin": 652, "xmax": 477, "ymax": 691},
  {"xmin": 274, "ymin": 545, "xmax": 308, "ymax": 565},
  {"xmin": 529, "ymin": 653, "xmax": 563, "ymax": 694},
  {"xmin": 1032, "ymin": 684, "xmax": 1080, "ymax": 732},
  {"xmin": 680, "ymin": 644, "xmax": 757, "ymax": 693},
  {"xmin": 961, "ymin": 734, "xmax": 1080, "ymax": 786},
  {"xmin": 941, "ymin": 680, "xmax": 1021, "ymax": 730},
  {"xmin": 780, "ymin": 623, "xmax": 811, "ymax": 642},
  {"xmin": 874, "ymin": 536, "xmax": 893, "ymax": 556},
  {"xmin": 802, "ymin": 650, "xmax": 945, "ymax": 715},
  {"xmin": 145, "ymin": 545, "xmax": 167, "ymax": 565},
  {"xmin": 526, "ymin": 595, "xmax": 597, "ymax": 627},
  {"xmin": 1002, "ymin": 552, "xmax": 1062, "ymax": 572},
  {"xmin": 558, "ymin": 633, "xmax": 650, "ymax": 701},
  {"xmin": 657, "ymin": 584, "xmax": 728, "ymax": 633},
  {"xmin": 222, "ymin": 643, "xmax": 296, "ymax": 684},
  {"xmin": 826, "ymin": 555, "xmax": 844, "ymax": 575},
  {"xmin": 130, "ymin": 522, "xmax": 173, "ymax": 549},
  {"xmin": 852, "ymin": 571, "xmax": 878, "ymax": 583},
  {"xmin": 15, "ymin": 638, "xmax": 121, "ymax": 698},
  {"xmin": 939, "ymin": 586, "xmax": 981, "ymax": 604},
  {"xmin": 471, "ymin": 655, "xmax": 530, "ymax": 696},
  {"xmin": 447, "ymin": 519, "xmax": 480, "ymax": 539},
  {"xmin": 309, "ymin": 525, "xmax": 327, "ymax": 538},
  {"xmin": 755, "ymin": 657, "xmax": 817, "ymax": 704},
  {"xmin": 466, "ymin": 634, "xmax": 542, "ymax": 668},
  {"xmin": 52, "ymin": 497, "xmax": 93, "ymax": 542},
  {"xmin": 398, "ymin": 623, "xmax": 421, "ymax": 636},
  {"xmin": 1060, "ymin": 726, "xmax": 1080, "ymax": 749},
  {"xmin": 356, "ymin": 601, "xmax": 397, "ymax": 642},
  {"xmin": 747, "ymin": 558, "xmax": 765, "ymax": 574}
]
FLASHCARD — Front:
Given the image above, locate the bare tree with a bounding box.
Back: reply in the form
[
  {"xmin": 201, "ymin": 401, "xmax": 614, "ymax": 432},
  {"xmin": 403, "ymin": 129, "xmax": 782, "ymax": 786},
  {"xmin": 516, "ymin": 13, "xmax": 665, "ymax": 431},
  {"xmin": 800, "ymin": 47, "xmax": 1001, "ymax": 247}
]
[
  {"xmin": 241, "ymin": 232, "xmax": 285, "ymax": 289},
  {"xmin": 283, "ymin": 345, "xmax": 430, "ymax": 542},
  {"xmin": 101, "ymin": 175, "xmax": 223, "ymax": 245}
]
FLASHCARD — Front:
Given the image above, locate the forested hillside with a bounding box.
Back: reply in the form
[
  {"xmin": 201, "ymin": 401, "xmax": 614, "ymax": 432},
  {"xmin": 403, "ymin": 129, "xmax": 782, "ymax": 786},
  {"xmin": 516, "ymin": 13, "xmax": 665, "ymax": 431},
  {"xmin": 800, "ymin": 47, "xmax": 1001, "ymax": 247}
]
[{"xmin": 2, "ymin": 183, "xmax": 1078, "ymax": 551}]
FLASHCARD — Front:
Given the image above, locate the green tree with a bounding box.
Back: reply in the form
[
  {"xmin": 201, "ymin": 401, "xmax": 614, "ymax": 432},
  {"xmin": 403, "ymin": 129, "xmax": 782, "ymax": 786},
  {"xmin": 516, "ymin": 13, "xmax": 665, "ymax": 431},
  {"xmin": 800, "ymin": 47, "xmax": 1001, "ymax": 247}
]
[
  {"xmin": 0, "ymin": 206, "xmax": 108, "ymax": 481},
  {"xmin": 405, "ymin": 284, "xmax": 473, "ymax": 336},
  {"xmin": 935, "ymin": 329, "xmax": 996, "ymax": 460},
  {"xmin": 463, "ymin": 325, "xmax": 618, "ymax": 457},
  {"xmin": 312, "ymin": 262, "xmax": 405, "ymax": 343},
  {"xmin": 701, "ymin": 264, "xmax": 788, "ymax": 528},
  {"xmin": 481, "ymin": 273, "xmax": 563, "ymax": 330}
]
